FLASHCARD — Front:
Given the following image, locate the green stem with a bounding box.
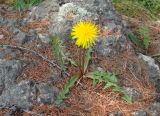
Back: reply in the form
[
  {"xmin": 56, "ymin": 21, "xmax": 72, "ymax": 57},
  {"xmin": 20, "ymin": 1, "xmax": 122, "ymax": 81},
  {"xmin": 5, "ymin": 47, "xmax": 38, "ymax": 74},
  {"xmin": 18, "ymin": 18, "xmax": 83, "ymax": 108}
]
[
  {"xmin": 79, "ymin": 48, "xmax": 83, "ymax": 77},
  {"xmin": 82, "ymin": 49, "xmax": 86, "ymax": 74}
]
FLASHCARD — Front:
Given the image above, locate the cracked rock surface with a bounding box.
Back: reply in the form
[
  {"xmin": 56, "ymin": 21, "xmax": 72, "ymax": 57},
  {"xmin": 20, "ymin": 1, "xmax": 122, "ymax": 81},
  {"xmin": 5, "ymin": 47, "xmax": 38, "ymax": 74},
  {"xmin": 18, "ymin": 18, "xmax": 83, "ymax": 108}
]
[{"xmin": 0, "ymin": 60, "xmax": 58, "ymax": 110}]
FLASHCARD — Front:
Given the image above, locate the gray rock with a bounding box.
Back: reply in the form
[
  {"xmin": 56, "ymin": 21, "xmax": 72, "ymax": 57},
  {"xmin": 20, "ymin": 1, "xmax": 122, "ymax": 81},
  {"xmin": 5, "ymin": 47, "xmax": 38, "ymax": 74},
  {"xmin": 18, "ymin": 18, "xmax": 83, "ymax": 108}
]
[
  {"xmin": 0, "ymin": 60, "xmax": 24, "ymax": 89},
  {"xmin": 38, "ymin": 33, "xmax": 51, "ymax": 44},
  {"xmin": 132, "ymin": 110, "xmax": 147, "ymax": 116},
  {"xmin": 12, "ymin": 27, "xmax": 21, "ymax": 35},
  {"xmin": 13, "ymin": 30, "xmax": 37, "ymax": 45},
  {"xmin": 13, "ymin": 31, "xmax": 26, "ymax": 44},
  {"xmin": 96, "ymin": 35, "xmax": 127, "ymax": 57},
  {"xmin": 0, "ymin": 59, "xmax": 59, "ymax": 110},
  {"xmin": 14, "ymin": 32, "xmax": 26, "ymax": 44},
  {"xmin": 24, "ymin": 32, "xmax": 37, "ymax": 43},
  {"xmin": 0, "ymin": 60, "xmax": 35, "ymax": 110},
  {"xmin": 139, "ymin": 54, "xmax": 160, "ymax": 92},
  {"xmin": 108, "ymin": 112, "xmax": 123, "ymax": 116},
  {"xmin": 0, "ymin": 80, "xmax": 36, "ymax": 110},
  {"xmin": 27, "ymin": 0, "xmax": 59, "ymax": 21},
  {"xmin": 0, "ymin": 17, "xmax": 4, "ymax": 26},
  {"xmin": 37, "ymin": 83, "xmax": 59, "ymax": 104},
  {"xmin": 0, "ymin": 49, "xmax": 18, "ymax": 59},
  {"xmin": 123, "ymin": 87, "xmax": 142, "ymax": 102},
  {"xmin": 0, "ymin": 50, "xmax": 5, "ymax": 59},
  {"xmin": 0, "ymin": 17, "xmax": 37, "ymax": 45},
  {"xmin": 148, "ymin": 103, "xmax": 160, "ymax": 116},
  {"xmin": 0, "ymin": 18, "xmax": 16, "ymax": 27}
]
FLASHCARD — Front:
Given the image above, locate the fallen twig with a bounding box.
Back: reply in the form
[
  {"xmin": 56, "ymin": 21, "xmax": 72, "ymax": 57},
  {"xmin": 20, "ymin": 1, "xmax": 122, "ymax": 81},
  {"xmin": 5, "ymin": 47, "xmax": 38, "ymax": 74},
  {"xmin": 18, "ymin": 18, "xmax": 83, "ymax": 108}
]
[{"xmin": 0, "ymin": 44, "xmax": 70, "ymax": 77}]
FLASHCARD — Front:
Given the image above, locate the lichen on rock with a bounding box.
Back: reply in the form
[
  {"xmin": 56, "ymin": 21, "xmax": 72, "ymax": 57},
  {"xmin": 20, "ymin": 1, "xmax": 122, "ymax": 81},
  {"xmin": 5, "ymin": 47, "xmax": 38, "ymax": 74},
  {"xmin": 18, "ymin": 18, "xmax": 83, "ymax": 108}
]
[{"xmin": 57, "ymin": 3, "xmax": 90, "ymax": 22}]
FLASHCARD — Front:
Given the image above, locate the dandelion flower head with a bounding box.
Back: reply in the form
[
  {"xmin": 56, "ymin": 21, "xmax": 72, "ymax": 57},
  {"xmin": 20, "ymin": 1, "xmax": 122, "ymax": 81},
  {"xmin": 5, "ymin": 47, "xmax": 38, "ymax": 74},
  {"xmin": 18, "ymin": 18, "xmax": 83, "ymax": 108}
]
[{"xmin": 71, "ymin": 21, "xmax": 99, "ymax": 49}]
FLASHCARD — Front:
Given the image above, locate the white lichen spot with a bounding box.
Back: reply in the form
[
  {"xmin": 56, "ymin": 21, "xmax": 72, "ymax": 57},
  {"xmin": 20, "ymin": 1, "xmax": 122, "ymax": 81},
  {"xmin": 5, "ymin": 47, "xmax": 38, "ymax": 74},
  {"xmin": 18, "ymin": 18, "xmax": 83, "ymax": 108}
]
[{"xmin": 57, "ymin": 3, "xmax": 91, "ymax": 22}]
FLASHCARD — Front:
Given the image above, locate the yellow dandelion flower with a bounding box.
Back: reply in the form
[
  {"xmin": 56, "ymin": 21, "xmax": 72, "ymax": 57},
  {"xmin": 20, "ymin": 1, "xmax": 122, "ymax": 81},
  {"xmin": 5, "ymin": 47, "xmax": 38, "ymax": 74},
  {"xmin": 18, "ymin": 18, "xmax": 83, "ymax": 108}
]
[{"xmin": 71, "ymin": 21, "xmax": 99, "ymax": 49}]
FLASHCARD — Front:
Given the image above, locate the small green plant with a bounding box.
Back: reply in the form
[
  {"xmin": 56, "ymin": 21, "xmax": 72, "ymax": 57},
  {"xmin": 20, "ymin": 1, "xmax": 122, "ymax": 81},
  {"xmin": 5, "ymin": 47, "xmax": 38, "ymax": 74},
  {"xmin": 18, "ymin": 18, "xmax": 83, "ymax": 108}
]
[
  {"xmin": 139, "ymin": 25, "xmax": 150, "ymax": 51},
  {"xmin": 128, "ymin": 26, "xmax": 151, "ymax": 53},
  {"xmin": 87, "ymin": 71, "xmax": 132, "ymax": 103},
  {"xmin": 55, "ymin": 76, "xmax": 78, "ymax": 105},
  {"xmin": 14, "ymin": 0, "xmax": 26, "ymax": 11},
  {"xmin": 14, "ymin": 0, "xmax": 43, "ymax": 11},
  {"xmin": 83, "ymin": 48, "xmax": 93, "ymax": 74},
  {"xmin": 51, "ymin": 36, "xmax": 77, "ymax": 72},
  {"xmin": 51, "ymin": 36, "xmax": 67, "ymax": 71},
  {"xmin": 129, "ymin": 33, "xmax": 141, "ymax": 47},
  {"xmin": 55, "ymin": 21, "xmax": 132, "ymax": 105}
]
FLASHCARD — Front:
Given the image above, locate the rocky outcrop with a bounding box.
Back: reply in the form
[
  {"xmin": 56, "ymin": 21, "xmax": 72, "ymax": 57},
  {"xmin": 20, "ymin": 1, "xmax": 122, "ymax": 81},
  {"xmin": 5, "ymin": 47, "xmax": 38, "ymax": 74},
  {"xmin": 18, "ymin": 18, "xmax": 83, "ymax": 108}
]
[
  {"xmin": 27, "ymin": 0, "xmax": 129, "ymax": 56},
  {"xmin": 0, "ymin": 60, "xmax": 58, "ymax": 110},
  {"xmin": 139, "ymin": 54, "xmax": 160, "ymax": 93},
  {"xmin": 0, "ymin": 0, "xmax": 160, "ymax": 115}
]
